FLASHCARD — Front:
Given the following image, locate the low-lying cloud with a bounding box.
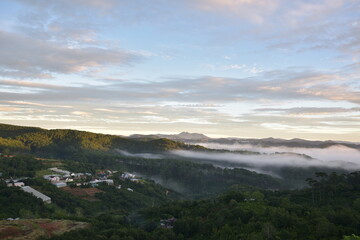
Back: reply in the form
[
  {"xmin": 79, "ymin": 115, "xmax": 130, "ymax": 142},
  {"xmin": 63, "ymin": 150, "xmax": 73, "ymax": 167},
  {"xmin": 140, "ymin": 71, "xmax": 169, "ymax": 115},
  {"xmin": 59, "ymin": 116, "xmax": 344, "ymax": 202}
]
[
  {"xmin": 116, "ymin": 143, "xmax": 360, "ymax": 175},
  {"xmin": 195, "ymin": 142, "xmax": 360, "ymax": 163},
  {"xmin": 116, "ymin": 149, "xmax": 164, "ymax": 159},
  {"xmin": 178, "ymin": 143, "xmax": 360, "ymax": 171}
]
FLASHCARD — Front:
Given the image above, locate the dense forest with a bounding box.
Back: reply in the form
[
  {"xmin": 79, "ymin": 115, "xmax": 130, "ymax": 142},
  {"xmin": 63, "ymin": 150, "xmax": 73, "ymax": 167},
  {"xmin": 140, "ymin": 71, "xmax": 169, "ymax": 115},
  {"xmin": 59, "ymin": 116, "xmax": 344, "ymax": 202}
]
[
  {"xmin": 45, "ymin": 171, "xmax": 360, "ymax": 240},
  {"xmin": 1, "ymin": 155, "xmax": 360, "ymax": 239}
]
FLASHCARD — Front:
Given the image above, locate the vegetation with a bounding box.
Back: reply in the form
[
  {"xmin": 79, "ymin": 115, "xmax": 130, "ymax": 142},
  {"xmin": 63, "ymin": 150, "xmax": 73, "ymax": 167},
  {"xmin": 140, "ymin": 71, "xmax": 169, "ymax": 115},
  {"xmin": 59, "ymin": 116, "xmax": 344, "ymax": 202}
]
[
  {"xmin": 0, "ymin": 154, "xmax": 179, "ymax": 220},
  {"xmin": 0, "ymin": 124, "xmax": 205, "ymax": 159},
  {"xmin": 0, "ymin": 154, "xmax": 43, "ymax": 178},
  {"xmin": 1, "ymin": 123, "xmax": 360, "ymax": 239},
  {"xmin": 47, "ymin": 172, "xmax": 360, "ymax": 240},
  {"xmin": 0, "ymin": 123, "xmax": 286, "ymax": 197},
  {"xmin": 0, "ymin": 124, "xmax": 43, "ymax": 138},
  {"xmin": 0, "ymin": 219, "xmax": 89, "ymax": 239},
  {"xmin": 122, "ymin": 156, "xmax": 282, "ymax": 198}
]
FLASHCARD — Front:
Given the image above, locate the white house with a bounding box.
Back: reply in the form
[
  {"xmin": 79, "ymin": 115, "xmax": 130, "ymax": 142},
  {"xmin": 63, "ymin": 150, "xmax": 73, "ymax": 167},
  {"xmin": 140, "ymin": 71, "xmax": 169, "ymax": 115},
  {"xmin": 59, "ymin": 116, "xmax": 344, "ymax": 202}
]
[
  {"xmin": 121, "ymin": 172, "xmax": 136, "ymax": 179},
  {"xmin": 7, "ymin": 182, "xmax": 25, "ymax": 187},
  {"xmin": 65, "ymin": 178, "xmax": 73, "ymax": 183},
  {"xmin": 89, "ymin": 179, "xmax": 114, "ymax": 186},
  {"xmin": 52, "ymin": 182, "xmax": 67, "ymax": 188},
  {"xmin": 49, "ymin": 168, "xmax": 70, "ymax": 175},
  {"xmin": 13, "ymin": 182, "xmax": 25, "ymax": 187},
  {"xmin": 43, "ymin": 175, "xmax": 61, "ymax": 182}
]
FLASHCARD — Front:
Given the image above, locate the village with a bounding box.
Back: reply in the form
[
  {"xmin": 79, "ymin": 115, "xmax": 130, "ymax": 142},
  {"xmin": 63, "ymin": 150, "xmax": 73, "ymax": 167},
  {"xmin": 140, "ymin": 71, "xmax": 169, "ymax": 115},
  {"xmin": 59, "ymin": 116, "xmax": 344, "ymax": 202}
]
[{"xmin": 4, "ymin": 167, "xmax": 140, "ymax": 204}]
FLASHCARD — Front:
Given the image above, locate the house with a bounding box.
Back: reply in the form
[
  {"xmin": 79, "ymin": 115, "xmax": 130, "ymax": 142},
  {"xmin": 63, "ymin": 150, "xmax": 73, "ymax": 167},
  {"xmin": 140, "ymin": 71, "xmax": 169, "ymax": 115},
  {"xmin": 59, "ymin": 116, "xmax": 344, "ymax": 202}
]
[
  {"xmin": 43, "ymin": 175, "xmax": 61, "ymax": 182},
  {"xmin": 89, "ymin": 180, "xmax": 99, "ymax": 187},
  {"xmin": 64, "ymin": 178, "xmax": 73, "ymax": 183},
  {"xmin": 52, "ymin": 182, "xmax": 67, "ymax": 188},
  {"xmin": 7, "ymin": 181, "xmax": 25, "ymax": 187},
  {"xmin": 13, "ymin": 182, "xmax": 25, "ymax": 187},
  {"xmin": 160, "ymin": 217, "xmax": 177, "ymax": 228},
  {"xmin": 97, "ymin": 173, "xmax": 107, "ymax": 180},
  {"xmin": 104, "ymin": 179, "xmax": 114, "ymax": 185},
  {"xmin": 49, "ymin": 168, "xmax": 70, "ymax": 175},
  {"xmin": 121, "ymin": 172, "xmax": 136, "ymax": 179},
  {"xmin": 6, "ymin": 178, "xmax": 28, "ymax": 187},
  {"xmin": 72, "ymin": 173, "xmax": 85, "ymax": 179},
  {"xmin": 21, "ymin": 186, "xmax": 51, "ymax": 203},
  {"xmin": 127, "ymin": 188, "xmax": 133, "ymax": 192},
  {"xmin": 89, "ymin": 179, "xmax": 114, "ymax": 186}
]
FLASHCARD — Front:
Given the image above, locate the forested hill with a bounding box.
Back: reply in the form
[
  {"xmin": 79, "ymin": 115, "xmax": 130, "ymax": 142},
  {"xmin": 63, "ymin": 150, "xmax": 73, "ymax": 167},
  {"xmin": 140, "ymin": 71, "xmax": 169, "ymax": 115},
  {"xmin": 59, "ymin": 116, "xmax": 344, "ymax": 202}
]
[
  {"xmin": 0, "ymin": 123, "xmax": 206, "ymax": 156},
  {"xmin": 0, "ymin": 123, "xmax": 43, "ymax": 138}
]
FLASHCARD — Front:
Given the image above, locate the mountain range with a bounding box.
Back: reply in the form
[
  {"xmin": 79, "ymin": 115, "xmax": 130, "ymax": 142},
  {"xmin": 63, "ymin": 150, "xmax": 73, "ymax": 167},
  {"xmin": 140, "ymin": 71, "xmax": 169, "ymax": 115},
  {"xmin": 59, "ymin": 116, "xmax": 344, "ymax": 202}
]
[{"xmin": 130, "ymin": 132, "xmax": 360, "ymax": 150}]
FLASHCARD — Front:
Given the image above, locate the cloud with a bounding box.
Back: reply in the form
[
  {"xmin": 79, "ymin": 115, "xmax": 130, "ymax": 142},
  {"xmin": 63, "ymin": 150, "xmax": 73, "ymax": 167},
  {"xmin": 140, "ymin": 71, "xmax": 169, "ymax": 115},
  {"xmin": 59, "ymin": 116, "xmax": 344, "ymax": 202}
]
[
  {"xmin": 193, "ymin": 142, "xmax": 360, "ymax": 162},
  {"xmin": 116, "ymin": 149, "xmax": 164, "ymax": 159},
  {"xmin": 0, "ymin": 80, "xmax": 65, "ymax": 89},
  {"xmin": 171, "ymin": 145, "xmax": 360, "ymax": 170},
  {"xmin": 7, "ymin": 101, "xmax": 72, "ymax": 109},
  {"xmin": 0, "ymin": 30, "xmax": 139, "ymax": 78},
  {"xmin": 0, "ymin": 106, "xmax": 21, "ymax": 112},
  {"xmin": 112, "ymin": 143, "xmax": 360, "ymax": 178},
  {"xmin": 71, "ymin": 111, "xmax": 92, "ymax": 117},
  {"xmin": 193, "ymin": 0, "xmax": 280, "ymax": 24},
  {"xmin": 255, "ymin": 107, "xmax": 360, "ymax": 115},
  {"xmin": 0, "ymin": 68, "xmax": 359, "ymax": 110}
]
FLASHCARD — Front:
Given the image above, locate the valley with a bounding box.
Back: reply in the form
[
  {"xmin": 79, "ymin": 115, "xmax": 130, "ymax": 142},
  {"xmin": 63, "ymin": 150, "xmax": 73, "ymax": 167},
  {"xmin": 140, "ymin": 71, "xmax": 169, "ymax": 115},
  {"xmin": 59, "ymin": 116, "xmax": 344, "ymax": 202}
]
[{"xmin": 0, "ymin": 123, "xmax": 360, "ymax": 239}]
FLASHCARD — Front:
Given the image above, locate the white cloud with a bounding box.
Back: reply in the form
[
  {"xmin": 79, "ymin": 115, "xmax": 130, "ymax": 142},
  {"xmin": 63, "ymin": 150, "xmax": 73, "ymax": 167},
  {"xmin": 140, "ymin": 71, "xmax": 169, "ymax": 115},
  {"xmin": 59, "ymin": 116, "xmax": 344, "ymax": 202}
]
[
  {"xmin": 193, "ymin": 0, "xmax": 280, "ymax": 24},
  {"xmin": 0, "ymin": 30, "xmax": 139, "ymax": 78},
  {"xmin": 71, "ymin": 111, "xmax": 92, "ymax": 117}
]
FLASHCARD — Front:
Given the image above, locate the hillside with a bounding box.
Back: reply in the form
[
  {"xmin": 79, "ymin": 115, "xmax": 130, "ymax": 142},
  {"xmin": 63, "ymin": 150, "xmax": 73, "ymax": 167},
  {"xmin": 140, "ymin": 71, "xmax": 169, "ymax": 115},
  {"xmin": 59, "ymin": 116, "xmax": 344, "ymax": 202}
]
[
  {"xmin": 0, "ymin": 123, "xmax": 288, "ymax": 199},
  {"xmin": 1, "ymin": 124, "xmax": 359, "ymax": 239},
  {"xmin": 0, "ymin": 219, "xmax": 89, "ymax": 240},
  {"xmin": 0, "ymin": 124, "xmax": 206, "ymax": 157},
  {"xmin": 0, "ymin": 124, "xmax": 43, "ymax": 138},
  {"xmin": 48, "ymin": 171, "xmax": 360, "ymax": 240}
]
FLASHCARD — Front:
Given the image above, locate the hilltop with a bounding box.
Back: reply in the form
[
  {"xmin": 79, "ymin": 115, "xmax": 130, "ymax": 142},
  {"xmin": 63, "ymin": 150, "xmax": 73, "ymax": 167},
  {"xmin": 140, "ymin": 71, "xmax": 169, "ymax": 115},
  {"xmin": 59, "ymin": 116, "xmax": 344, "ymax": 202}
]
[
  {"xmin": 0, "ymin": 123, "xmax": 206, "ymax": 158},
  {"xmin": 130, "ymin": 131, "xmax": 209, "ymax": 141}
]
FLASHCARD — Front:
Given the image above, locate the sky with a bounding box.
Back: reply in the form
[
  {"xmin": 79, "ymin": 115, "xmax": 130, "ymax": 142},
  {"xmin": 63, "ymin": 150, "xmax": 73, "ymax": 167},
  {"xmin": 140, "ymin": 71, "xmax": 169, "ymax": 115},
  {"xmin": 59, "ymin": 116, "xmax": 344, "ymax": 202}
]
[{"xmin": 0, "ymin": 0, "xmax": 359, "ymax": 141}]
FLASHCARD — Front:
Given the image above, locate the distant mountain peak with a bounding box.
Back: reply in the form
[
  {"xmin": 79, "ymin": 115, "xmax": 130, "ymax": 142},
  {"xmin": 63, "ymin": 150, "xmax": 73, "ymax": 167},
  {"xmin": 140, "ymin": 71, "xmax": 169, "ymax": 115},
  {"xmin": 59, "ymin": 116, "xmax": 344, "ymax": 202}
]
[{"xmin": 177, "ymin": 132, "xmax": 209, "ymax": 140}]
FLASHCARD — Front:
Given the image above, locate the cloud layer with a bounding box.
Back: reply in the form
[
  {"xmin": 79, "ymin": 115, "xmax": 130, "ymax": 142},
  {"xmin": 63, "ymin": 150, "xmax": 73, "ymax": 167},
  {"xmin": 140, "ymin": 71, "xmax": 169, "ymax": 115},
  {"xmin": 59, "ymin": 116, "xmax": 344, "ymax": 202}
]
[{"xmin": 0, "ymin": 0, "xmax": 359, "ymax": 141}]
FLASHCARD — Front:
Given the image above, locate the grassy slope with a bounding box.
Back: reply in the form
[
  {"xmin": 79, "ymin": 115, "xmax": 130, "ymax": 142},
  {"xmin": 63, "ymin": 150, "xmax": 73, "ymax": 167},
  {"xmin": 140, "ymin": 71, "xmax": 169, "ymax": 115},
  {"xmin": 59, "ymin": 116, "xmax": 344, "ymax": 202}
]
[{"xmin": 0, "ymin": 219, "xmax": 89, "ymax": 240}]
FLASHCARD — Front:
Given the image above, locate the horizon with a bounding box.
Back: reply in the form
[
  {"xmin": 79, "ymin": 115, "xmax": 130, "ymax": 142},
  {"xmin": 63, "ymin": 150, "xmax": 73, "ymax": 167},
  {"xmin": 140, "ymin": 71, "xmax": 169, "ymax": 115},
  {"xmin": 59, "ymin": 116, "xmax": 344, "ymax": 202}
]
[
  {"xmin": 0, "ymin": 1, "xmax": 360, "ymax": 141},
  {"xmin": 1, "ymin": 122, "xmax": 359, "ymax": 143}
]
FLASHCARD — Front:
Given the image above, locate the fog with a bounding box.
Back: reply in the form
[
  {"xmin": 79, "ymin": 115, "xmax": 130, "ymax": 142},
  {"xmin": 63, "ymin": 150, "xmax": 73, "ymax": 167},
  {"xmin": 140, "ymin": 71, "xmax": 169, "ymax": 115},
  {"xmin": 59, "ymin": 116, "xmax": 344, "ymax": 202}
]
[
  {"xmin": 134, "ymin": 172, "xmax": 187, "ymax": 194},
  {"xmin": 116, "ymin": 149, "xmax": 164, "ymax": 159},
  {"xmin": 116, "ymin": 144, "xmax": 360, "ymax": 178},
  {"xmin": 180, "ymin": 143, "xmax": 360, "ymax": 170}
]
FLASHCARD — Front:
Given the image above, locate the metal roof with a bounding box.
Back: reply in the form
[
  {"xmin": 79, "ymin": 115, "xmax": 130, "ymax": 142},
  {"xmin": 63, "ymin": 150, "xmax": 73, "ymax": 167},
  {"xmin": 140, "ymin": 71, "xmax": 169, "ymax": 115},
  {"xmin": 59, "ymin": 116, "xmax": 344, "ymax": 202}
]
[{"xmin": 21, "ymin": 186, "xmax": 51, "ymax": 203}]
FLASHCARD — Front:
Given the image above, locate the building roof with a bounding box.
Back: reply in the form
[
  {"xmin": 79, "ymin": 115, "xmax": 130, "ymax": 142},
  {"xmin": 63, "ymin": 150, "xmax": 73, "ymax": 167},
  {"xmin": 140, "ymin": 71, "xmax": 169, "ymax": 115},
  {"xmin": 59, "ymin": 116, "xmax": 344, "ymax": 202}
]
[
  {"xmin": 21, "ymin": 186, "xmax": 51, "ymax": 203},
  {"xmin": 52, "ymin": 182, "xmax": 67, "ymax": 188}
]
